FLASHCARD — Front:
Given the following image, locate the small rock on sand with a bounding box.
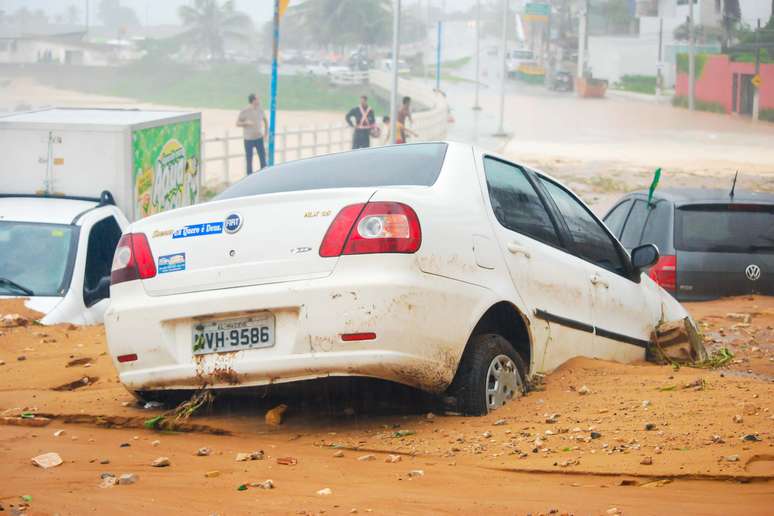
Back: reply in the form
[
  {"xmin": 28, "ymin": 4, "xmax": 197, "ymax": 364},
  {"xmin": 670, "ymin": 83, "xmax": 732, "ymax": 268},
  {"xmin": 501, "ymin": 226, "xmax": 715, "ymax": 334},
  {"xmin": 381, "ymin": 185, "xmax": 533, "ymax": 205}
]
[{"xmin": 151, "ymin": 457, "xmax": 170, "ymax": 467}]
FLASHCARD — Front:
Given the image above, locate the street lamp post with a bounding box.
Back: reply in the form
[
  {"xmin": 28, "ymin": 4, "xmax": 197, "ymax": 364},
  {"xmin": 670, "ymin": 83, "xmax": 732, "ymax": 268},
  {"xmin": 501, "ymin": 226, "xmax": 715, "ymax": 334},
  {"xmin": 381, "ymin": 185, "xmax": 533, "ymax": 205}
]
[
  {"xmin": 473, "ymin": 0, "xmax": 481, "ymax": 110},
  {"xmin": 494, "ymin": 0, "xmax": 508, "ymax": 136},
  {"xmin": 390, "ymin": 0, "xmax": 401, "ymax": 144}
]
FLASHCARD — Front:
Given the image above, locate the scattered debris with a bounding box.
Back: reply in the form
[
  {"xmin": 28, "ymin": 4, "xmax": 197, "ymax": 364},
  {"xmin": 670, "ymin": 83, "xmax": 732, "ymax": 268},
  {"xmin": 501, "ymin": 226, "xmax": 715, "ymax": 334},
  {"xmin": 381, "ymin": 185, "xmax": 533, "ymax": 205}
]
[
  {"xmin": 1, "ymin": 314, "xmax": 30, "ymax": 327},
  {"xmin": 53, "ymin": 429, "xmax": 65, "ymax": 437},
  {"xmin": 590, "ymin": 431, "xmax": 602, "ymax": 439},
  {"xmin": 2, "ymin": 415, "xmax": 51, "ymax": 428},
  {"xmin": 333, "ymin": 450, "xmax": 345, "ymax": 458},
  {"xmin": 493, "ymin": 418, "xmax": 507, "ymax": 426},
  {"xmin": 317, "ymin": 487, "xmax": 333, "ymax": 496},
  {"xmin": 197, "ymin": 447, "xmax": 212, "ymax": 456},
  {"xmin": 66, "ymin": 357, "xmax": 92, "ymax": 367},
  {"xmin": 118, "ymin": 473, "xmax": 138, "ymax": 485},
  {"xmin": 724, "ymin": 455, "xmax": 740, "ymax": 462},
  {"xmin": 393, "ymin": 430, "xmax": 415, "ymax": 438},
  {"xmin": 358, "ymin": 454, "xmax": 376, "ymax": 461},
  {"xmin": 618, "ymin": 479, "xmax": 638, "ymax": 486},
  {"xmin": 742, "ymin": 434, "xmax": 761, "ymax": 442},
  {"xmin": 733, "ymin": 415, "xmax": 744, "ymax": 424},
  {"xmin": 204, "ymin": 470, "xmax": 220, "ymax": 478},
  {"xmin": 235, "ymin": 451, "xmax": 264, "ymax": 462},
  {"xmin": 265, "ymin": 404, "xmax": 288, "ymax": 426},
  {"xmin": 144, "ymin": 401, "xmax": 164, "ymax": 410},
  {"xmin": 577, "ymin": 385, "xmax": 590, "ymax": 395},
  {"xmin": 276, "ymin": 457, "xmax": 298, "ymax": 466},
  {"xmin": 99, "ymin": 475, "xmax": 118, "ymax": 488},
  {"xmin": 151, "ymin": 440, "xmax": 161, "ymax": 447},
  {"xmin": 407, "ymin": 469, "xmax": 424, "ymax": 478},
  {"xmin": 386, "ymin": 454, "xmax": 402, "ymax": 463},
  {"xmin": 640, "ymin": 479, "xmax": 672, "ymax": 488},
  {"xmin": 644, "ymin": 423, "xmax": 656, "ymax": 431},
  {"xmin": 640, "ymin": 456, "xmax": 653, "ymax": 466},
  {"xmin": 251, "ymin": 479, "xmax": 274, "ymax": 490},
  {"xmin": 31, "ymin": 452, "xmax": 63, "ymax": 469},
  {"xmin": 726, "ymin": 313, "xmax": 751, "ymax": 324},
  {"xmin": 151, "ymin": 457, "xmax": 170, "ymax": 468},
  {"xmin": 641, "ymin": 400, "xmax": 651, "ymax": 408}
]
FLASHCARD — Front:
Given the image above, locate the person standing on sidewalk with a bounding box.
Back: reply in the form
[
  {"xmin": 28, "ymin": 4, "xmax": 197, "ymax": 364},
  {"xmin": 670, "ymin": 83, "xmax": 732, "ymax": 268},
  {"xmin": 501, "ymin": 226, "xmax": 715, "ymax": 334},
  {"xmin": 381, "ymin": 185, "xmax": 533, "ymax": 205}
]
[
  {"xmin": 396, "ymin": 96, "xmax": 413, "ymax": 144},
  {"xmin": 345, "ymin": 95, "xmax": 376, "ymax": 149},
  {"xmin": 236, "ymin": 93, "xmax": 268, "ymax": 174}
]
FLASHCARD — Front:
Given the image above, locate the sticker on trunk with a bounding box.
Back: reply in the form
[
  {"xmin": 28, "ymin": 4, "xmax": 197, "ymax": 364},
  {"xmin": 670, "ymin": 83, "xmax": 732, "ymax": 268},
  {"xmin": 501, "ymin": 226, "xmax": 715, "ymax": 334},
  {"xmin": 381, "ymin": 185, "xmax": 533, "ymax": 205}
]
[
  {"xmin": 172, "ymin": 222, "xmax": 223, "ymax": 239},
  {"xmin": 158, "ymin": 252, "xmax": 186, "ymax": 273}
]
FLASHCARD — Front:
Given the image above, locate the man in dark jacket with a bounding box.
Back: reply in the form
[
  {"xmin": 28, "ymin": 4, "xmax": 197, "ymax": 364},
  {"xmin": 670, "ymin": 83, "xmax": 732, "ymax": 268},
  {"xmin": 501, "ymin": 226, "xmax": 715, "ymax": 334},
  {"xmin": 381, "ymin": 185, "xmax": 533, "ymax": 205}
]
[{"xmin": 345, "ymin": 95, "xmax": 376, "ymax": 149}]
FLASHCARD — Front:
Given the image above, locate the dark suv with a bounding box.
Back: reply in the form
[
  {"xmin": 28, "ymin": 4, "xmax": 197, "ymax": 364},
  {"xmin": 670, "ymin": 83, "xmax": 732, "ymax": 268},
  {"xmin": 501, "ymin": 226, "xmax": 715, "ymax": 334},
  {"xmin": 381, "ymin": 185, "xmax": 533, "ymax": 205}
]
[{"xmin": 603, "ymin": 188, "xmax": 774, "ymax": 301}]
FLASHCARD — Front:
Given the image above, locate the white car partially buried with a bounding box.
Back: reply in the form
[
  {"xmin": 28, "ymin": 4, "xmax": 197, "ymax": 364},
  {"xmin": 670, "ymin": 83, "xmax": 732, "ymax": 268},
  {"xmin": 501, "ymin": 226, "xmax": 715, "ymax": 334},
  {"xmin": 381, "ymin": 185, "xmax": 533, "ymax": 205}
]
[{"xmin": 105, "ymin": 142, "xmax": 703, "ymax": 415}]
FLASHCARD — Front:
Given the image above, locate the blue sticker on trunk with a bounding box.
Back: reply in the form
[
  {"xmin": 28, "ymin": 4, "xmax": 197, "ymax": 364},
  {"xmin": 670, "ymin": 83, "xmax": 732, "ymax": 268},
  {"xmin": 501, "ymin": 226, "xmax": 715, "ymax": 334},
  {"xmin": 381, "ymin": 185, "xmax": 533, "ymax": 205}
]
[
  {"xmin": 172, "ymin": 222, "xmax": 223, "ymax": 239},
  {"xmin": 158, "ymin": 252, "xmax": 186, "ymax": 273}
]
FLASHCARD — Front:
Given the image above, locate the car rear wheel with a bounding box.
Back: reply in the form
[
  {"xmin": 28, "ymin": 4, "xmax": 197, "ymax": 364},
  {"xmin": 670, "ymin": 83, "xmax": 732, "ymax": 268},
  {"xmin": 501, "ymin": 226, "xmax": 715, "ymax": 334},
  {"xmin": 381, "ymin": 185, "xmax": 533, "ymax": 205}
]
[{"xmin": 448, "ymin": 333, "xmax": 526, "ymax": 416}]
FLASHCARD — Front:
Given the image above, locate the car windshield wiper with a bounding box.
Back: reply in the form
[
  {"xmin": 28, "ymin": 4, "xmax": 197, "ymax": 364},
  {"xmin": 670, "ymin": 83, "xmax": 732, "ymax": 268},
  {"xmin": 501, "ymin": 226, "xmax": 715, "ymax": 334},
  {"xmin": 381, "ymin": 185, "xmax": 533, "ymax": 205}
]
[{"xmin": 0, "ymin": 277, "xmax": 34, "ymax": 296}]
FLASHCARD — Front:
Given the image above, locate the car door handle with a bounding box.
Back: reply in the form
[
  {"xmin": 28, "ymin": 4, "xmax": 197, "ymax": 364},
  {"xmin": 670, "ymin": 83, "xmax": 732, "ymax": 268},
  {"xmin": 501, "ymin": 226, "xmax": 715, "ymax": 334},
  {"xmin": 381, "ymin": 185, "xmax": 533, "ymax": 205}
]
[
  {"xmin": 590, "ymin": 274, "xmax": 609, "ymax": 288},
  {"xmin": 507, "ymin": 241, "xmax": 531, "ymax": 258}
]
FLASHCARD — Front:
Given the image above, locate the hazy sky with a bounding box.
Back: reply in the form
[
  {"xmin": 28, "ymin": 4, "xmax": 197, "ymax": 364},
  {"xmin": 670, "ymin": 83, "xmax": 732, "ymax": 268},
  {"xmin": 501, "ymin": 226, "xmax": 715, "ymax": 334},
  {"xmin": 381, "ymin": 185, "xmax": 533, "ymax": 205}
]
[{"xmin": 0, "ymin": 0, "xmax": 480, "ymax": 26}]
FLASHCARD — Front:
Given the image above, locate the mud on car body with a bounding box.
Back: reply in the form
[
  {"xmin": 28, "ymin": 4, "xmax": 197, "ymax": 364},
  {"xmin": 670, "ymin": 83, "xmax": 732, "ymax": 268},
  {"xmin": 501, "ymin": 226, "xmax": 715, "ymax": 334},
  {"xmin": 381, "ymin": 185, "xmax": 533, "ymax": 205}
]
[{"xmin": 105, "ymin": 142, "xmax": 703, "ymax": 415}]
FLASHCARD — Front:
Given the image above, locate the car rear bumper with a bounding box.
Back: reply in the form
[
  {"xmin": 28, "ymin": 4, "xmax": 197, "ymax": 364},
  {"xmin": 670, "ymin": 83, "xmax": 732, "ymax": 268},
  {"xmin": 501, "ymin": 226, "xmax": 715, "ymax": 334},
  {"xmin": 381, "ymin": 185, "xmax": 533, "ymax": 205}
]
[{"xmin": 105, "ymin": 256, "xmax": 489, "ymax": 394}]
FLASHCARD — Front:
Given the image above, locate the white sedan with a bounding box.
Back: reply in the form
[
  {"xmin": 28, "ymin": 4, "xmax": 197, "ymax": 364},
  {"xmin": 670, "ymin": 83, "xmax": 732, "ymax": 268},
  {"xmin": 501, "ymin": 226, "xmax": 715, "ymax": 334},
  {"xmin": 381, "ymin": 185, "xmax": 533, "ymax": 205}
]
[{"xmin": 105, "ymin": 142, "xmax": 703, "ymax": 415}]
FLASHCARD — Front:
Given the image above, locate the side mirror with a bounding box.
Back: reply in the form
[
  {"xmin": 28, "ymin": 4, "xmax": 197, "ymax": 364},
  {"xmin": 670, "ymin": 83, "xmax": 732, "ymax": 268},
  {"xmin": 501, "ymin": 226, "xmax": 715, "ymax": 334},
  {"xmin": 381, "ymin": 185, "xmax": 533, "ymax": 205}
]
[
  {"xmin": 631, "ymin": 244, "xmax": 660, "ymax": 273},
  {"xmin": 84, "ymin": 276, "xmax": 111, "ymax": 307}
]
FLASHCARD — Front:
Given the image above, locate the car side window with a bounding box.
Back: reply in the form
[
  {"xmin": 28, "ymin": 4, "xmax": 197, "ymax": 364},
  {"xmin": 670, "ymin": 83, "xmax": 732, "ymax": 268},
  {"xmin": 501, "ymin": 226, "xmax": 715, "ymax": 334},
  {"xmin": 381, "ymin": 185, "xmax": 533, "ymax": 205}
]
[
  {"xmin": 483, "ymin": 157, "xmax": 560, "ymax": 246},
  {"xmin": 83, "ymin": 216, "xmax": 122, "ymax": 300},
  {"xmin": 640, "ymin": 201, "xmax": 671, "ymax": 253},
  {"xmin": 603, "ymin": 199, "xmax": 632, "ymax": 239},
  {"xmin": 620, "ymin": 200, "xmax": 649, "ymax": 249},
  {"xmin": 539, "ymin": 178, "xmax": 627, "ymax": 275}
]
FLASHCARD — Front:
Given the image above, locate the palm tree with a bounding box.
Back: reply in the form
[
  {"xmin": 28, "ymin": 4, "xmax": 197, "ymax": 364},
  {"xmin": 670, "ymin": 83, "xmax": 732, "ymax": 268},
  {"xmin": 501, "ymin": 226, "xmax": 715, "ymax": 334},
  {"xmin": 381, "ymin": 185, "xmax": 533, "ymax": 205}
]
[
  {"xmin": 297, "ymin": 0, "xmax": 392, "ymax": 48},
  {"xmin": 177, "ymin": 0, "xmax": 253, "ymax": 61}
]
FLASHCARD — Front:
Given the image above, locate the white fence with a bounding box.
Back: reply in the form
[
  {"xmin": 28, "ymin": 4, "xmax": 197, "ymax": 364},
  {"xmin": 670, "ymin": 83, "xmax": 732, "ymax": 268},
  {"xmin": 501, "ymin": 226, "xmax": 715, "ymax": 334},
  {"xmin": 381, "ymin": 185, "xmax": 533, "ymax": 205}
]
[{"xmin": 202, "ymin": 70, "xmax": 449, "ymax": 187}]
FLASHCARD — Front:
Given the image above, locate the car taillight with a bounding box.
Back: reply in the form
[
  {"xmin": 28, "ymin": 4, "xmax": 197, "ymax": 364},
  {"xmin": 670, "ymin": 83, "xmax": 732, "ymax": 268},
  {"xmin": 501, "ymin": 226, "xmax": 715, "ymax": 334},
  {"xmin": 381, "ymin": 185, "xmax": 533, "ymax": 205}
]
[
  {"xmin": 649, "ymin": 255, "xmax": 676, "ymax": 292},
  {"xmin": 111, "ymin": 233, "xmax": 156, "ymax": 285},
  {"xmin": 319, "ymin": 202, "xmax": 421, "ymax": 257}
]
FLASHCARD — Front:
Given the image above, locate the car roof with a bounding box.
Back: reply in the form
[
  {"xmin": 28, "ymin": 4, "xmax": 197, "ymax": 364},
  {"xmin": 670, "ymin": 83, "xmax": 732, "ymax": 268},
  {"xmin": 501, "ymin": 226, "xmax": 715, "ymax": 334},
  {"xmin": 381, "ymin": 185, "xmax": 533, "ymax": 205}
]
[
  {"xmin": 626, "ymin": 187, "xmax": 774, "ymax": 206},
  {"xmin": 0, "ymin": 196, "xmax": 98, "ymax": 225}
]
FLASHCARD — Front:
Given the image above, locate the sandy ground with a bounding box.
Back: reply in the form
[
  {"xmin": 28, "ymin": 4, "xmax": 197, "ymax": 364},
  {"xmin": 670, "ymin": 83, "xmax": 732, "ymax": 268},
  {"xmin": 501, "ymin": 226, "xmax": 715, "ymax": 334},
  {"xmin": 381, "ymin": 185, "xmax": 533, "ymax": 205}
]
[{"xmin": 1, "ymin": 297, "xmax": 772, "ymax": 515}]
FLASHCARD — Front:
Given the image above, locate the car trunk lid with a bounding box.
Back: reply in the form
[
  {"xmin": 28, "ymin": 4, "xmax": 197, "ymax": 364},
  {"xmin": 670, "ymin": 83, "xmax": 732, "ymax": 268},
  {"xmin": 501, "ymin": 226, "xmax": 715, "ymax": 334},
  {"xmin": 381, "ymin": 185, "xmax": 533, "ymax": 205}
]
[{"xmin": 136, "ymin": 188, "xmax": 375, "ymax": 296}]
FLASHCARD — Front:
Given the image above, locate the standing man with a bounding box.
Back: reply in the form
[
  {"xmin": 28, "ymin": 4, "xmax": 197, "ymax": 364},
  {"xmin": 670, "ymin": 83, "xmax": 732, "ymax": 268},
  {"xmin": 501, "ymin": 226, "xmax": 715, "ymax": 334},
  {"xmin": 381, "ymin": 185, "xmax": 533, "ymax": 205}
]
[
  {"xmin": 345, "ymin": 95, "xmax": 376, "ymax": 149},
  {"xmin": 236, "ymin": 93, "xmax": 268, "ymax": 175},
  {"xmin": 396, "ymin": 96, "xmax": 413, "ymax": 143}
]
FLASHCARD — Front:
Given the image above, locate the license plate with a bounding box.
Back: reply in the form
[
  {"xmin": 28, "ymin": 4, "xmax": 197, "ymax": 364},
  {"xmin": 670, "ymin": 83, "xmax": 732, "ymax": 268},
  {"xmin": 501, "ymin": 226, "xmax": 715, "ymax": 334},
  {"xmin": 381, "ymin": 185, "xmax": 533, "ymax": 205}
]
[{"xmin": 192, "ymin": 314, "xmax": 275, "ymax": 355}]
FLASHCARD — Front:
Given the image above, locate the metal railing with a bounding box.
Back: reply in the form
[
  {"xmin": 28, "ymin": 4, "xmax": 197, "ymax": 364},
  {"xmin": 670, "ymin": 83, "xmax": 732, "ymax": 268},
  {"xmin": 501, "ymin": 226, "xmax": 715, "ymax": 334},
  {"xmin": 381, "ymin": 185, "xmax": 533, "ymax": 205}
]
[{"xmin": 201, "ymin": 70, "xmax": 449, "ymax": 187}]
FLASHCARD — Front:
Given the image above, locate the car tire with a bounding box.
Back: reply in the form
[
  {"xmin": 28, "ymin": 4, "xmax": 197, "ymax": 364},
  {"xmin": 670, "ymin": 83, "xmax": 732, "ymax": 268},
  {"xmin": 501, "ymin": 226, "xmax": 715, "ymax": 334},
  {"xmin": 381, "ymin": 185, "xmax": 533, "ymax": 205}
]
[{"xmin": 448, "ymin": 333, "xmax": 526, "ymax": 416}]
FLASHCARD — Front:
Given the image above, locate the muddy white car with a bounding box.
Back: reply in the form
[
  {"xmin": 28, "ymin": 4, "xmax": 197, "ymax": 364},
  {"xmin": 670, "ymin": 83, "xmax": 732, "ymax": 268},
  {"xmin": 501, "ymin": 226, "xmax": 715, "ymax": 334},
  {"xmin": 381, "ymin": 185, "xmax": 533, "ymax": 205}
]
[{"xmin": 105, "ymin": 143, "xmax": 703, "ymax": 415}]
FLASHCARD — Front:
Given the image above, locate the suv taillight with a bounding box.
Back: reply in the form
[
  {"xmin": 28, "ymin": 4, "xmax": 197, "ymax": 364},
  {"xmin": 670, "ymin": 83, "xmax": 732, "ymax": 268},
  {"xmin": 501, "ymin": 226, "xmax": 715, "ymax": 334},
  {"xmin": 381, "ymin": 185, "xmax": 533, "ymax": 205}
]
[
  {"xmin": 649, "ymin": 255, "xmax": 676, "ymax": 292},
  {"xmin": 319, "ymin": 202, "xmax": 422, "ymax": 257},
  {"xmin": 111, "ymin": 233, "xmax": 156, "ymax": 285}
]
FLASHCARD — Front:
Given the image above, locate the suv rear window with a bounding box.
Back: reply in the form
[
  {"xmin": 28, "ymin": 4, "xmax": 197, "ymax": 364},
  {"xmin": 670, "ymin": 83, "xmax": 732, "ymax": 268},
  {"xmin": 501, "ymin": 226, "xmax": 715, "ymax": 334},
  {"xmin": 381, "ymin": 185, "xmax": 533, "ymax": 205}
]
[
  {"xmin": 216, "ymin": 143, "xmax": 448, "ymax": 200},
  {"xmin": 675, "ymin": 204, "xmax": 774, "ymax": 253}
]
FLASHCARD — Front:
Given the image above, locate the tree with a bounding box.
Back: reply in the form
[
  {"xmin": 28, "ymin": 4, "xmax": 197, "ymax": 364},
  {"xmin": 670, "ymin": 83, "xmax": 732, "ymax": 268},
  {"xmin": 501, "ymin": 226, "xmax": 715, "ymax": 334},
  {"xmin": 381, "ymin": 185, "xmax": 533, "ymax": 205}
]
[
  {"xmin": 177, "ymin": 0, "xmax": 253, "ymax": 61},
  {"xmin": 98, "ymin": 0, "xmax": 140, "ymax": 31},
  {"xmin": 65, "ymin": 4, "xmax": 81, "ymax": 25},
  {"xmin": 721, "ymin": 0, "xmax": 742, "ymax": 50},
  {"xmin": 298, "ymin": 0, "xmax": 392, "ymax": 48}
]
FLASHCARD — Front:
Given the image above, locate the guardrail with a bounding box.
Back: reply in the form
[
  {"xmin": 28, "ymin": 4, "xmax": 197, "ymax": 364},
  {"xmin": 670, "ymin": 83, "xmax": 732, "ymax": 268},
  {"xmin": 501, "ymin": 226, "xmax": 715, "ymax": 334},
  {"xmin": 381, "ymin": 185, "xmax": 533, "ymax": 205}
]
[{"xmin": 202, "ymin": 70, "xmax": 449, "ymax": 187}]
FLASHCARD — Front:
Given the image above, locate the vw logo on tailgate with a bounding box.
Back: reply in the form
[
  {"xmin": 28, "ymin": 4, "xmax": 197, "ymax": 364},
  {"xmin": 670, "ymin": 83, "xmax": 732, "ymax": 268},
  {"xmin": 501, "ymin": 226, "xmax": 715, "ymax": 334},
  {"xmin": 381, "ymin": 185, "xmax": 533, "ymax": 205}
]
[
  {"xmin": 224, "ymin": 213, "xmax": 243, "ymax": 234},
  {"xmin": 745, "ymin": 264, "xmax": 761, "ymax": 281}
]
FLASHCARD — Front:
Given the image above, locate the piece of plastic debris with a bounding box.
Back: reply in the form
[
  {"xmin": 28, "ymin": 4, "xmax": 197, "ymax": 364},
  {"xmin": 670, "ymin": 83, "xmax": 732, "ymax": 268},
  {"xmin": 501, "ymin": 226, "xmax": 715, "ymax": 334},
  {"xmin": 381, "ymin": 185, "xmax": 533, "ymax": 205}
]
[{"xmin": 31, "ymin": 452, "xmax": 63, "ymax": 469}]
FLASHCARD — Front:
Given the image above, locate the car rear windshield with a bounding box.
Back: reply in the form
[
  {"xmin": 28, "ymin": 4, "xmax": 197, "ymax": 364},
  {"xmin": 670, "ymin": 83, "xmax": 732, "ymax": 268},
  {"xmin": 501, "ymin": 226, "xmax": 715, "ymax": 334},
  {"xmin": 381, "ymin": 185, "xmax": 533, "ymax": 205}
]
[
  {"xmin": 0, "ymin": 221, "xmax": 77, "ymax": 296},
  {"xmin": 675, "ymin": 204, "xmax": 774, "ymax": 253},
  {"xmin": 216, "ymin": 143, "xmax": 448, "ymax": 201}
]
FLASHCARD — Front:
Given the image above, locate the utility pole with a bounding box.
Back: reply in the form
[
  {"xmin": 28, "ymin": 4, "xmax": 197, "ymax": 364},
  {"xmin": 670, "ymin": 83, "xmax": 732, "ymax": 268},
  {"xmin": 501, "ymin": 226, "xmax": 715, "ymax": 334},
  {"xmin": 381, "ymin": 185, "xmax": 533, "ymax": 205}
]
[
  {"xmin": 753, "ymin": 18, "xmax": 761, "ymax": 122},
  {"xmin": 494, "ymin": 0, "xmax": 508, "ymax": 136},
  {"xmin": 577, "ymin": 0, "xmax": 587, "ymax": 79},
  {"xmin": 436, "ymin": 20, "xmax": 442, "ymax": 90},
  {"xmin": 473, "ymin": 0, "xmax": 481, "ymax": 110},
  {"xmin": 688, "ymin": 0, "xmax": 695, "ymax": 111},
  {"xmin": 390, "ymin": 0, "xmax": 401, "ymax": 144},
  {"xmin": 268, "ymin": 0, "xmax": 280, "ymax": 165},
  {"xmin": 85, "ymin": 0, "xmax": 89, "ymax": 33},
  {"xmin": 656, "ymin": 17, "xmax": 663, "ymax": 96}
]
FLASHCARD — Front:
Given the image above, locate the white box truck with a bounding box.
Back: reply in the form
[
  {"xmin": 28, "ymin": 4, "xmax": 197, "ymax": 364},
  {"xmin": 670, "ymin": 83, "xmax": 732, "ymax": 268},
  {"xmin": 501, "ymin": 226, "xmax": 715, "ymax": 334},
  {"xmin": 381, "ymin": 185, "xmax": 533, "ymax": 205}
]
[{"xmin": 0, "ymin": 108, "xmax": 202, "ymax": 325}]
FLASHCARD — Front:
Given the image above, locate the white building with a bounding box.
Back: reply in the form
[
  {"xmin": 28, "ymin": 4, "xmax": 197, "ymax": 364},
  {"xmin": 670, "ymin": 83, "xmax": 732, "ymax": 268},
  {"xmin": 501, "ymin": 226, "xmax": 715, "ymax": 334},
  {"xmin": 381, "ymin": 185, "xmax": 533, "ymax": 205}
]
[
  {"xmin": 588, "ymin": 0, "xmax": 771, "ymax": 88},
  {"xmin": 0, "ymin": 31, "xmax": 140, "ymax": 66}
]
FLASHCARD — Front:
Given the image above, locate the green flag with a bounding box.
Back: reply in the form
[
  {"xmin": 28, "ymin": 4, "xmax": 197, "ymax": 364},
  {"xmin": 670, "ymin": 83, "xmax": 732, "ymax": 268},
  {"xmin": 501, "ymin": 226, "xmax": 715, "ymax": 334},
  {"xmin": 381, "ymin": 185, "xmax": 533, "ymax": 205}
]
[{"xmin": 647, "ymin": 168, "xmax": 661, "ymax": 205}]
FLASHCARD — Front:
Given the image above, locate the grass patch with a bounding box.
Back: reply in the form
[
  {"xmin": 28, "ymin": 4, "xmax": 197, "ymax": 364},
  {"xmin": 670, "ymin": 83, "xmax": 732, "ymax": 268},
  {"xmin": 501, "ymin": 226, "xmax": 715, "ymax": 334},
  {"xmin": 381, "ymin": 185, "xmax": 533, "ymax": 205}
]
[
  {"xmin": 613, "ymin": 75, "xmax": 656, "ymax": 95},
  {"xmin": 760, "ymin": 108, "xmax": 774, "ymax": 123},
  {"xmin": 25, "ymin": 62, "xmax": 388, "ymax": 113},
  {"xmin": 671, "ymin": 95, "xmax": 726, "ymax": 113}
]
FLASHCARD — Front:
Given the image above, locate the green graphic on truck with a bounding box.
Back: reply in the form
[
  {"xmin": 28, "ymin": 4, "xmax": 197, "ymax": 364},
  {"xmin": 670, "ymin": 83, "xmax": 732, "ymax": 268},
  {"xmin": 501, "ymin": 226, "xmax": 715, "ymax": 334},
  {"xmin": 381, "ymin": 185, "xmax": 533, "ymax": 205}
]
[{"xmin": 132, "ymin": 120, "xmax": 200, "ymax": 218}]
